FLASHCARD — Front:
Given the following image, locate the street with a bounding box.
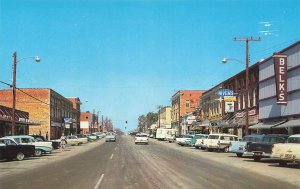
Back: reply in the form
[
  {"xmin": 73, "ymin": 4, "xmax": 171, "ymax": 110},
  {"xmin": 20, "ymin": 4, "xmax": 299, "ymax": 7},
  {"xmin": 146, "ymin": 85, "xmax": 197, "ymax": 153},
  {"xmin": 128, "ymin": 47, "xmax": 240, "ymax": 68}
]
[{"xmin": 0, "ymin": 135, "xmax": 298, "ymax": 189}]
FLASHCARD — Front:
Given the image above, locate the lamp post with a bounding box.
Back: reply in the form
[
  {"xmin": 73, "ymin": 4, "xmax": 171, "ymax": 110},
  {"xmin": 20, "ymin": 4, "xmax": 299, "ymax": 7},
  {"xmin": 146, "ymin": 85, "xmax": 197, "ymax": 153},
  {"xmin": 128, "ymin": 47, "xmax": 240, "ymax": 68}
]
[
  {"xmin": 222, "ymin": 57, "xmax": 249, "ymax": 135},
  {"xmin": 11, "ymin": 51, "xmax": 41, "ymax": 135}
]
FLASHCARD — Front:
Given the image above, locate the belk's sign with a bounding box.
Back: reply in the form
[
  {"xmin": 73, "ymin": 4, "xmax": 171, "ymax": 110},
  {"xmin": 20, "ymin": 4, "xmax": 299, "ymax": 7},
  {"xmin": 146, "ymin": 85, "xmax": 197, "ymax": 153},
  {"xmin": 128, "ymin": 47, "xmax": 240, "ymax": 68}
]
[{"xmin": 273, "ymin": 54, "xmax": 288, "ymax": 104}]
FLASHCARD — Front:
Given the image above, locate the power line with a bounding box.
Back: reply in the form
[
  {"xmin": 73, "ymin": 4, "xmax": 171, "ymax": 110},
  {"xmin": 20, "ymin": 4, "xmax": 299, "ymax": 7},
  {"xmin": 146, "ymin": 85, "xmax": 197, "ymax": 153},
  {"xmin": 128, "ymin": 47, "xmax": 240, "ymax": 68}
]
[{"xmin": 16, "ymin": 88, "xmax": 50, "ymax": 105}]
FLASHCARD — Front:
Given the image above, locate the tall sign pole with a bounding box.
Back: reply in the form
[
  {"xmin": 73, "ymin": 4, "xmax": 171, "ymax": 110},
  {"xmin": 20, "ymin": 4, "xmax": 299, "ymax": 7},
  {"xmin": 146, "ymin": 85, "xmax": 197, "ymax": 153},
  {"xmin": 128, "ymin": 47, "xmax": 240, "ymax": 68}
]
[{"xmin": 234, "ymin": 37, "xmax": 261, "ymax": 135}]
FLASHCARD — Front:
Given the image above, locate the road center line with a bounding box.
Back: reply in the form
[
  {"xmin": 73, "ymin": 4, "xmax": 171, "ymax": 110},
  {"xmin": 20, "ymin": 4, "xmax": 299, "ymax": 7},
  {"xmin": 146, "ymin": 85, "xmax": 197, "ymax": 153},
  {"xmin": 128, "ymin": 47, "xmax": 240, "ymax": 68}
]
[
  {"xmin": 110, "ymin": 154, "xmax": 114, "ymax": 159},
  {"xmin": 94, "ymin": 174, "xmax": 104, "ymax": 189}
]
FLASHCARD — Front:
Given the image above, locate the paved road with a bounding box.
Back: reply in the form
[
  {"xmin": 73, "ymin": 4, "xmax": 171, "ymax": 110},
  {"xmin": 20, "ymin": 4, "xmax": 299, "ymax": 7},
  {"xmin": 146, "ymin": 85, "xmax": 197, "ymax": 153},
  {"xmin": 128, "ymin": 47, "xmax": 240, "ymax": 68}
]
[{"xmin": 0, "ymin": 135, "xmax": 298, "ymax": 189}]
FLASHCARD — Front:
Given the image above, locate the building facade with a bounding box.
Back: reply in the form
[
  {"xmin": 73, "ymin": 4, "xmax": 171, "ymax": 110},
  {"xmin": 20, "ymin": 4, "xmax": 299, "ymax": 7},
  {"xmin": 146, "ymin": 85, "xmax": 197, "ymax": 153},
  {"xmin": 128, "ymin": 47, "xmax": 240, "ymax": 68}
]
[
  {"xmin": 0, "ymin": 105, "xmax": 35, "ymax": 137},
  {"xmin": 67, "ymin": 97, "xmax": 81, "ymax": 134},
  {"xmin": 0, "ymin": 88, "xmax": 75, "ymax": 139},
  {"xmin": 171, "ymin": 90, "xmax": 205, "ymax": 134},
  {"xmin": 256, "ymin": 40, "xmax": 300, "ymax": 135},
  {"xmin": 158, "ymin": 106, "xmax": 171, "ymax": 128}
]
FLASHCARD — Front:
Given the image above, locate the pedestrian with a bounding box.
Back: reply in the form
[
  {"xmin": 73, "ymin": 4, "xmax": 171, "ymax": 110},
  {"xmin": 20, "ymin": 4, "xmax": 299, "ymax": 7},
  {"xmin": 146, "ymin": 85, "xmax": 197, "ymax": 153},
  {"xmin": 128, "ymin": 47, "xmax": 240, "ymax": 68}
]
[
  {"xmin": 46, "ymin": 131, "xmax": 49, "ymax": 141},
  {"xmin": 60, "ymin": 133, "xmax": 67, "ymax": 151}
]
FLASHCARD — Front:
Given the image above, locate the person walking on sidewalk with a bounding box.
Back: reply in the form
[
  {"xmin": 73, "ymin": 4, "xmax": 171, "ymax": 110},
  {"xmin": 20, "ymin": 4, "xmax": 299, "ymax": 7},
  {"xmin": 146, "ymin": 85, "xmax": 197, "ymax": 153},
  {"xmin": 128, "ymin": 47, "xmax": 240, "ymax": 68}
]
[{"xmin": 60, "ymin": 133, "xmax": 67, "ymax": 151}]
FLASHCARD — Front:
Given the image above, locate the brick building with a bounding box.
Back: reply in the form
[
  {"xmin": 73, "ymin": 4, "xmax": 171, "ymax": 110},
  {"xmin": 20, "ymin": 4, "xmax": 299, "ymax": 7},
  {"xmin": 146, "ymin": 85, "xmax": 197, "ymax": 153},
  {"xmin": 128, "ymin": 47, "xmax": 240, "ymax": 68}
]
[
  {"xmin": 67, "ymin": 97, "xmax": 81, "ymax": 134},
  {"xmin": 0, "ymin": 88, "xmax": 76, "ymax": 139},
  {"xmin": 171, "ymin": 90, "xmax": 206, "ymax": 134}
]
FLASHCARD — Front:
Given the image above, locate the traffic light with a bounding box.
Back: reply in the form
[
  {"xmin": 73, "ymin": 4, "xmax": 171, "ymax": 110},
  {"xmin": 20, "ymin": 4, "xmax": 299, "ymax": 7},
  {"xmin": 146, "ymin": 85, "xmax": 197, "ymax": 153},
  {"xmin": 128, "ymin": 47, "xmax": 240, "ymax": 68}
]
[{"xmin": 125, "ymin": 121, "xmax": 128, "ymax": 124}]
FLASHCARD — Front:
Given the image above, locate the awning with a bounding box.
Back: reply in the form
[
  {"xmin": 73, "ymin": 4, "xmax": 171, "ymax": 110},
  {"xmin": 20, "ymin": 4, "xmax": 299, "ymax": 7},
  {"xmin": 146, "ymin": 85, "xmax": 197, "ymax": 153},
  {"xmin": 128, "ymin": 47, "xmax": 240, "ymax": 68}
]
[
  {"xmin": 248, "ymin": 120, "xmax": 286, "ymax": 130},
  {"xmin": 199, "ymin": 120, "xmax": 210, "ymax": 127},
  {"xmin": 274, "ymin": 119, "xmax": 300, "ymax": 129}
]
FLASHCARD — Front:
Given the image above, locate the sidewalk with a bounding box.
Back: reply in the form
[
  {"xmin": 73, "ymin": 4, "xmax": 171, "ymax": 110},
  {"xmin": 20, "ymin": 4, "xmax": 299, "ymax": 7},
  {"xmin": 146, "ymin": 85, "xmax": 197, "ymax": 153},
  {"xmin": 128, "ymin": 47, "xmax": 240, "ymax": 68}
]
[
  {"xmin": 0, "ymin": 139, "xmax": 105, "ymax": 177},
  {"xmin": 150, "ymin": 138, "xmax": 300, "ymax": 187}
]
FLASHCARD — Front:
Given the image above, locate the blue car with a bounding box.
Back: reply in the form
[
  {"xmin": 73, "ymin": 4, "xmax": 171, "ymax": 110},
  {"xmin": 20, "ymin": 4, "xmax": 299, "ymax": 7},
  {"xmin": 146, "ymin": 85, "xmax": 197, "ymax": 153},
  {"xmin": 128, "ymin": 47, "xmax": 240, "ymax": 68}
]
[{"xmin": 229, "ymin": 134, "xmax": 264, "ymax": 157}]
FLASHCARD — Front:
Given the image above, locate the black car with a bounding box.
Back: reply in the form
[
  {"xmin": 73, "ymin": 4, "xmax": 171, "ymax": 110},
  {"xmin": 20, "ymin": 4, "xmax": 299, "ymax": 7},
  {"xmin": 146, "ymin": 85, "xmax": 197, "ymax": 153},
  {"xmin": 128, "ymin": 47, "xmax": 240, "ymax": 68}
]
[
  {"xmin": 247, "ymin": 134, "xmax": 289, "ymax": 162},
  {"xmin": 0, "ymin": 138, "xmax": 35, "ymax": 161},
  {"xmin": 30, "ymin": 135, "xmax": 60, "ymax": 149}
]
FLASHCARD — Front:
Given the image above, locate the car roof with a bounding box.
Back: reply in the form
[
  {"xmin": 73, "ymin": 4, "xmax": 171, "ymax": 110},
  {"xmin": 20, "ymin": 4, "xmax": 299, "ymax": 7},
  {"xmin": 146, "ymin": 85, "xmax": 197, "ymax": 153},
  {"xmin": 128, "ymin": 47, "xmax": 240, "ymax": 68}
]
[{"xmin": 3, "ymin": 135, "xmax": 34, "ymax": 139}]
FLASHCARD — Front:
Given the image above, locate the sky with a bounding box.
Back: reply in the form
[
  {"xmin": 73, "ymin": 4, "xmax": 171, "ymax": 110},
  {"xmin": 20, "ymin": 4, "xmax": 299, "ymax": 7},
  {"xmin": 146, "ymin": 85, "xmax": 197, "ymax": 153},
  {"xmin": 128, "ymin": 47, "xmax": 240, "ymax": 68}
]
[{"xmin": 0, "ymin": 0, "xmax": 300, "ymax": 131}]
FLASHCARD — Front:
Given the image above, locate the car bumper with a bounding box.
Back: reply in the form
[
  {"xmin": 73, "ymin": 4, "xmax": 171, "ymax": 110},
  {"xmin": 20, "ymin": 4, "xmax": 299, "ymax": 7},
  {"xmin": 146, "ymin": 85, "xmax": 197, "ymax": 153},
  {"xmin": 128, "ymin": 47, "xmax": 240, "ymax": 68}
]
[
  {"xmin": 135, "ymin": 140, "xmax": 148, "ymax": 144},
  {"xmin": 106, "ymin": 138, "xmax": 116, "ymax": 141},
  {"xmin": 252, "ymin": 151, "xmax": 272, "ymax": 158}
]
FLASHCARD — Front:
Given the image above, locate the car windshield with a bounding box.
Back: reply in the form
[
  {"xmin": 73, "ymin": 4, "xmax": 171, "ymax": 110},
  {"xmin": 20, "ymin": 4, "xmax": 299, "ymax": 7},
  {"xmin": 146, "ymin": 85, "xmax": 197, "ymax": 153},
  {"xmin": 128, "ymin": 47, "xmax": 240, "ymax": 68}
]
[{"xmin": 287, "ymin": 137, "xmax": 300, "ymax": 143}]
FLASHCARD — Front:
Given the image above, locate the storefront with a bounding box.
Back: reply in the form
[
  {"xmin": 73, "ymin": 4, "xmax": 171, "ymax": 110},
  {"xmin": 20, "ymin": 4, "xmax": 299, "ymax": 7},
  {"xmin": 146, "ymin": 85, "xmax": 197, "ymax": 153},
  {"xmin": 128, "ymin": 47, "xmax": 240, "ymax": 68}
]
[{"xmin": 0, "ymin": 105, "xmax": 39, "ymax": 137}]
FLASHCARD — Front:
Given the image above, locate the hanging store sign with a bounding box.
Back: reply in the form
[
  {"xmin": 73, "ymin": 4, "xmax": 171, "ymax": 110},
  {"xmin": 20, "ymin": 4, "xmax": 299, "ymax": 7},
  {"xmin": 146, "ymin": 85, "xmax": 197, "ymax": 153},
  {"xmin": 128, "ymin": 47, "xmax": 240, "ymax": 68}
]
[
  {"xmin": 225, "ymin": 102, "xmax": 234, "ymax": 113},
  {"xmin": 216, "ymin": 89, "xmax": 234, "ymax": 98},
  {"xmin": 224, "ymin": 96, "xmax": 236, "ymax": 102},
  {"xmin": 273, "ymin": 54, "xmax": 288, "ymax": 105}
]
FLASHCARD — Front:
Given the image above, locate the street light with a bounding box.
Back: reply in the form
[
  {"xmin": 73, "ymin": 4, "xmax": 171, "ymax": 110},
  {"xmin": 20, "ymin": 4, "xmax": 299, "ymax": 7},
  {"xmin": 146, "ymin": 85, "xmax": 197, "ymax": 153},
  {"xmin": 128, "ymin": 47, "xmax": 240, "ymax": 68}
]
[
  {"xmin": 221, "ymin": 57, "xmax": 249, "ymax": 136},
  {"xmin": 11, "ymin": 51, "xmax": 41, "ymax": 135}
]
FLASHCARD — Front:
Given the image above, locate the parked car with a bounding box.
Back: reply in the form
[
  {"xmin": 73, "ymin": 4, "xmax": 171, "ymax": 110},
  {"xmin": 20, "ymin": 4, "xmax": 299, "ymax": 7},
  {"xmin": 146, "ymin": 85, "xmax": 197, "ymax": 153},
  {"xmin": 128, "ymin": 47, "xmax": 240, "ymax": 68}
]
[
  {"xmin": 195, "ymin": 136, "xmax": 209, "ymax": 150},
  {"xmin": 0, "ymin": 138, "xmax": 35, "ymax": 161},
  {"xmin": 229, "ymin": 134, "xmax": 265, "ymax": 157},
  {"xmin": 93, "ymin": 132, "xmax": 106, "ymax": 139},
  {"xmin": 76, "ymin": 134, "xmax": 90, "ymax": 143},
  {"xmin": 205, "ymin": 133, "xmax": 238, "ymax": 152},
  {"xmin": 246, "ymin": 134, "xmax": 289, "ymax": 162},
  {"xmin": 3, "ymin": 135, "xmax": 53, "ymax": 156},
  {"xmin": 189, "ymin": 134, "xmax": 208, "ymax": 147},
  {"xmin": 271, "ymin": 134, "xmax": 300, "ymax": 166},
  {"xmin": 30, "ymin": 135, "xmax": 60, "ymax": 149},
  {"xmin": 86, "ymin": 134, "xmax": 97, "ymax": 141},
  {"xmin": 176, "ymin": 135, "xmax": 194, "ymax": 146},
  {"xmin": 105, "ymin": 133, "xmax": 116, "ymax": 142},
  {"xmin": 66, "ymin": 135, "xmax": 81, "ymax": 146},
  {"xmin": 135, "ymin": 133, "xmax": 148, "ymax": 144}
]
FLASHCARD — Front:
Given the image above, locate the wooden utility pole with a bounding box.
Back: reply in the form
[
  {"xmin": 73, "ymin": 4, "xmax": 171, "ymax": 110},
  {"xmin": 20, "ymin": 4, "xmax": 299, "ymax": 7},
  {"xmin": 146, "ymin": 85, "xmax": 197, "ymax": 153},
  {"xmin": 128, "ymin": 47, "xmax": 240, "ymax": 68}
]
[
  {"xmin": 11, "ymin": 52, "xmax": 17, "ymax": 136},
  {"xmin": 234, "ymin": 37, "xmax": 261, "ymax": 135}
]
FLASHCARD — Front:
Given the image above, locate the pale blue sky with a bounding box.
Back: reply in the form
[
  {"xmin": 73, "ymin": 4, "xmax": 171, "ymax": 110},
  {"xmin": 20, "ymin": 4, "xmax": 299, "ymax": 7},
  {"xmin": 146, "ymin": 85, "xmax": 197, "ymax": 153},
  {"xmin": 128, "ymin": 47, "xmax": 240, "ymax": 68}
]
[{"xmin": 0, "ymin": 0, "xmax": 300, "ymax": 131}]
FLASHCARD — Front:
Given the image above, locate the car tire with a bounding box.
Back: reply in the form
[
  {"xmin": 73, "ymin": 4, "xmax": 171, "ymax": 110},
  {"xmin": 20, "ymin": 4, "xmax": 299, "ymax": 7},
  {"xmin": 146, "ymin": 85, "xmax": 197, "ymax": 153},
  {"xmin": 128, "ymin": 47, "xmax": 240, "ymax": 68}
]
[
  {"xmin": 16, "ymin": 152, "xmax": 25, "ymax": 161},
  {"xmin": 223, "ymin": 147, "xmax": 229, "ymax": 153},
  {"xmin": 195, "ymin": 146, "xmax": 199, "ymax": 149},
  {"xmin": 236, "ymin": 153, "xmax": 243, "ymax": 157},
  {"xmin": 207, "ymin": 148, "xmax": 213, "ymax": 152},
  {"xmin": 254, "ymin": 156, "xmax": 261, "ymax": 162},
  {"xmin": 34, "ymin": 150, "xmax": 42, "ymax": 157}
]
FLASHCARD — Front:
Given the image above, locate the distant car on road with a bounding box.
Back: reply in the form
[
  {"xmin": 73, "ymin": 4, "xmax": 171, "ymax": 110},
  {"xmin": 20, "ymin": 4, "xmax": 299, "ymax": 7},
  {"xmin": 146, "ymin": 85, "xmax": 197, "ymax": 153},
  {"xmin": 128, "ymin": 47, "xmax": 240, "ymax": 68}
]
[
  {"xmin": 0, "ymin": 138, "xmax": 35, "ymax": 161},
  {"xmin": 105, "ymin": 133, "xmax": 116, "ymax": 142},
  {"xmin": 135, "ymin": 133, "xmax": 148, "ymax": 144}
]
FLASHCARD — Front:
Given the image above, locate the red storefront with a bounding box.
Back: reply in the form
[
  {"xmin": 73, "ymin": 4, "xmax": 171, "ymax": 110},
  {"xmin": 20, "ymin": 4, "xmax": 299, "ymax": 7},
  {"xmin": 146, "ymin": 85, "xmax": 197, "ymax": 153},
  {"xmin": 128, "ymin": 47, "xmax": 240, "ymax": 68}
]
[{"xmin": 0, "ymin": 105, "xmax": 38, "ymax": 137}]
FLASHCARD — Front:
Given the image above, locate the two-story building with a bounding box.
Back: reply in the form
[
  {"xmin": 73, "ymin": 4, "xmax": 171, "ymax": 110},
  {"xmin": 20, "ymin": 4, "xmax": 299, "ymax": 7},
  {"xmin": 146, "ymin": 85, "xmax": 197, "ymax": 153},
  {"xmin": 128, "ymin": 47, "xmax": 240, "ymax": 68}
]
[{"xmin": 0, "ymin": 88, "xmax": 76, "ymax": 139}]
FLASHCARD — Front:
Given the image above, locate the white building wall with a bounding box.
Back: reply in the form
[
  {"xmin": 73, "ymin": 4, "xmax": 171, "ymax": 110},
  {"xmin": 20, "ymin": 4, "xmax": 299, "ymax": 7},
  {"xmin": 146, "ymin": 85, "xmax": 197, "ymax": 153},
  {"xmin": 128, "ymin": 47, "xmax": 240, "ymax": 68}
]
[{"xmin": 259, "ymin": 42, "xmax": 300, "ymax": 119}]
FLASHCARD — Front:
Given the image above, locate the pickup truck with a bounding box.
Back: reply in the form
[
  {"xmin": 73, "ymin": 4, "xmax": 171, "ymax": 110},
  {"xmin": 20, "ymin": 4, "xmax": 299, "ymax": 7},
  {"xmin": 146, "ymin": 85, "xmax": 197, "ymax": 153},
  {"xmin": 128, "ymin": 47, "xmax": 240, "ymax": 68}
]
[
  {"xmin": 0, "ymin": 138, "xmax": 35, "ymax": 161},
  {"xmin": 271, "ymin": 134, "xmax": 300, "ymax": 166},
  {"xmin": 205, "ymin": 133, "xmax": 239, "ymax": 152},
  {"xmin": 229, "ymin": 134, "xmax": 264, "ymax": 157},
  {"xmin": 246, "ymin": 134, "xmax": 289, "ymax": 162}
]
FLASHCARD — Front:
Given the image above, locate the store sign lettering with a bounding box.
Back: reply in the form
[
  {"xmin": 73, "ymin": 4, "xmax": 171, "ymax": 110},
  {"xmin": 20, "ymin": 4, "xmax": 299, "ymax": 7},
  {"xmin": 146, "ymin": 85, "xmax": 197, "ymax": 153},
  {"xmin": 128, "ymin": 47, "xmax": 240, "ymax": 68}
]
[{"xmin": 273, "ymin": 54, "xmax": 287, "ymax": 104}]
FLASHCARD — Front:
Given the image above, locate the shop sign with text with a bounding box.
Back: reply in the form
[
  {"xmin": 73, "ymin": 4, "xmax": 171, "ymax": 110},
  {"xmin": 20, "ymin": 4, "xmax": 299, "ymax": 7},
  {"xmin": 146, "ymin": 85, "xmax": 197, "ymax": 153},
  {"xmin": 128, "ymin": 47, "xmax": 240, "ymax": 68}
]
[{"xmin": 273, "ymin": 54, "xmax": 288, "ymax": 104}]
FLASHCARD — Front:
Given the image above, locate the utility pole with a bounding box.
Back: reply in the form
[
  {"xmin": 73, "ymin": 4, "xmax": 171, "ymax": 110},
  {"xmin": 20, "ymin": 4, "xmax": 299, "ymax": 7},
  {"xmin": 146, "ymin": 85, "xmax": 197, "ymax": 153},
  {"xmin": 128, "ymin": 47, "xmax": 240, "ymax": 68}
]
[
  {"xmin": 234, "ymin": 37, "xmax": 261, "ymax": 135},
  {"xmin": 11, "ymin": 52, "xmax": 17, "ymax": 136}
]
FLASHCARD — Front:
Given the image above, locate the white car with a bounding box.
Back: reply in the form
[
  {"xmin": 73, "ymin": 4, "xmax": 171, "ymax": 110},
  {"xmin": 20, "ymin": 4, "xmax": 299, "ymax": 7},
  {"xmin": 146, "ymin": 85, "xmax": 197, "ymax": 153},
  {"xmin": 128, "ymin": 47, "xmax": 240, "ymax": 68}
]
[
  {"xmin": 66, "ymin": 135, "xmax": 81, "ymax": 146},
  {"xmin": 271, "ymin": 134, "xmax": 300, "ymax": 166},
  {"xmin": 205, "ymin": 133, "xmax": 239, "ymax": 152},
  {"xmin": 135, "ymin": 133, "xmax": 148, "ymax": 144},
  {"xmin": 105, "ymin": 133, "xmax": 116, "ymax": 142}
]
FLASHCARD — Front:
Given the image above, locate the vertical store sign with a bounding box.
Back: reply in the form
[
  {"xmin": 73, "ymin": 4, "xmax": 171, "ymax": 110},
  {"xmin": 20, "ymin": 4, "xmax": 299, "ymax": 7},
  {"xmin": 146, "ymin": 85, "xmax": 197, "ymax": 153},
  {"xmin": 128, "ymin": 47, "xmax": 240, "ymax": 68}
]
[{"xmin": 273, "ymin": 54, "xmax": 288, "ymax": 104}]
